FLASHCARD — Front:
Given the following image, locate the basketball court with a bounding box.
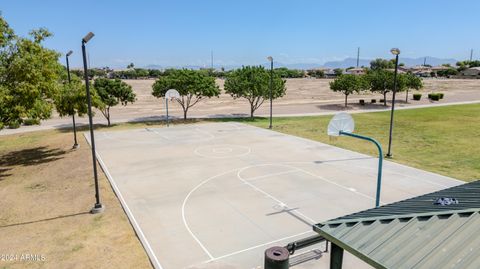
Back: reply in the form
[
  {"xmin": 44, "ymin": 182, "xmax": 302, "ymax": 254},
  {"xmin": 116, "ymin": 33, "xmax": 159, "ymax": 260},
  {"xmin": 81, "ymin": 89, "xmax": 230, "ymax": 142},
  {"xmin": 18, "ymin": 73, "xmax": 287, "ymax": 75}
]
[{"xmin": 87, "ymin": 122, "xmax": 462, "ymax": 269}]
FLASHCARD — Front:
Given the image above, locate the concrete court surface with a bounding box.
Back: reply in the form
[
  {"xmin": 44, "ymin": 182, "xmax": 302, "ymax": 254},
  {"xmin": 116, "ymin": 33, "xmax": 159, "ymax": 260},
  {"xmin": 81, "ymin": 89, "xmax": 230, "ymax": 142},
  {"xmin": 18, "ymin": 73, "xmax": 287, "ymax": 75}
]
[{"xmin": 88, "ymin": 122, "xmax": 462, "ymax": 269}]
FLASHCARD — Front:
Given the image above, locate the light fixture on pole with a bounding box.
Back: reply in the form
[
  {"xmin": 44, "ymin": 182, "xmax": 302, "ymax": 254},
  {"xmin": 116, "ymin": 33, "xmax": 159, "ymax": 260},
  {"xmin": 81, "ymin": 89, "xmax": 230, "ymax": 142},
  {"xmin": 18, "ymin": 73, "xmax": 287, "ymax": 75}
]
[
  {"xmin": 66, "ymin": 50, "xmax": 79, "ymax": 149},
  {"xmin": 386, "ymin": 48, "xmax": 400, "ymax": 158},
  {"xmin": 81, "ymin": 32, "xmax": 104, "ymax": 214},
  {"xmin": 267, "ymin": 56, "xmax": 273, "ymax": 129}
]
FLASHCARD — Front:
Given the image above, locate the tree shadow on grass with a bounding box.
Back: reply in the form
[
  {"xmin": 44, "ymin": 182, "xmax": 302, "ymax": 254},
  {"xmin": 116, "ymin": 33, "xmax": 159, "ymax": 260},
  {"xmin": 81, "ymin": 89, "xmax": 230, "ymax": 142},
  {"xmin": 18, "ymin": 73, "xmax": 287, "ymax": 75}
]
[
  {"xmin": 55, "ymin": 123, "xmax": 98, "ymax": 133},
  {"xmin": 0, "ymin": 211, "xmax": 90, "ymax": 228},
  {"xmin": 316, "ymin": 103, "xmax": 391, "ymax": 111},
  {"xmin": 0, "ymin": 146, "xmax": 67, "ymax": 168}
]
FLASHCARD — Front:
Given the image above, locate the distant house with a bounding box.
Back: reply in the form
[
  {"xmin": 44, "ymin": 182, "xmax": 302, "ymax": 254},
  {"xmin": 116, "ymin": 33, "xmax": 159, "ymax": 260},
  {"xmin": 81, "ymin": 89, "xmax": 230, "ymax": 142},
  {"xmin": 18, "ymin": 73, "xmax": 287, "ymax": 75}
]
[
  {"xmin": 462, "ymin": 67, "xmax": 480, "ymax": 77},
  {"xmin": 306, "ymin": 67, "xmax": 331, "ymax": 78},
  {"xmin": 431, "ymin": 66, "xmax": 450, "ymax": 72},
  {"xmin": 346, "ymin": 67, "xmax": 365, "ymax": 75},
  {"xmin": 413, "ymin": 70, "xmax": 432, "ymax": 77},
  {"xmin": 324, "ymin": 69, "xmax": 340, "ymax": 78},
  {"xmin": 385, "ymin": 68, "xmax": 406, "ymax": 74},
  {"xmin": 409, "ymin": 66, "xmax": 432, "ymax": 77}
]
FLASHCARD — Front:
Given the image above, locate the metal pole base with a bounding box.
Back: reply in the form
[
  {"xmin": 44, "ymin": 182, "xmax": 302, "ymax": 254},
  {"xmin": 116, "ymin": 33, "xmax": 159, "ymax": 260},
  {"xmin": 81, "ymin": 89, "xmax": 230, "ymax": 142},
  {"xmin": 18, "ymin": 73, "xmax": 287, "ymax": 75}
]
[
  {"xmin": 265, "ymin": 246, "xmax": 289, "ymax": 269},
  {"xmin": 386, "ymin": 153, "xmax": 393, "ymax": 159},
  {"xmin": 90, "ymin": 203, "xmax": 105, "ymax": 214},
  {"xmin": 72, "ymin": 144, "xmax": 80, "ymax": 149}
]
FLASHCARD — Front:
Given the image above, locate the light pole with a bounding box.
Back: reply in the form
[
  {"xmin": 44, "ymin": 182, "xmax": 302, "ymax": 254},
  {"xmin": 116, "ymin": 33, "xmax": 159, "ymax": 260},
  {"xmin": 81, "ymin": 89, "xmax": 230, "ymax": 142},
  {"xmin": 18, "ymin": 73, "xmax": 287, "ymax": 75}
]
[
  {"xmin": 66, "ymin": 50, "xmax": 79, "ymax": 149},
  {"xmin": 386, "ymin": 48, "xmax": 400, "ymax": 158},
  {"xmin": 267, "ymin": 56, "xmax": 273, "ymax": 129},
  {"xmin": 82, "ymin": 32, "xmax": 104, "ymax": 214}
]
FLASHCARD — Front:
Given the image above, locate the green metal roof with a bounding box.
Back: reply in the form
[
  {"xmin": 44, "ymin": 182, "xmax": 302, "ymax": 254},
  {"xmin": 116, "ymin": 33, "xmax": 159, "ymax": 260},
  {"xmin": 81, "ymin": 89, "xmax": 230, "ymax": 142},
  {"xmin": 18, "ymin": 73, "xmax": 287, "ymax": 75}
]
[{"xmin": 314, "ymin": 180, "xmax": 480, "ymax": 269}]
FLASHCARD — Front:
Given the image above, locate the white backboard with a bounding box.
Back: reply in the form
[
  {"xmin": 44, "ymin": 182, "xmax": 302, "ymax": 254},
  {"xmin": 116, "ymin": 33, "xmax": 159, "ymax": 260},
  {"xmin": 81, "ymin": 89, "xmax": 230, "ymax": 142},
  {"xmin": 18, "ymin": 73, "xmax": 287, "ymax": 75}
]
[
  {"xmin": 165, "ymin": 89, "xmax": 180, "ymax": 99},
  {"xmin": 327, "ymin": 112, "xmax": 355, "ymax": 136}
]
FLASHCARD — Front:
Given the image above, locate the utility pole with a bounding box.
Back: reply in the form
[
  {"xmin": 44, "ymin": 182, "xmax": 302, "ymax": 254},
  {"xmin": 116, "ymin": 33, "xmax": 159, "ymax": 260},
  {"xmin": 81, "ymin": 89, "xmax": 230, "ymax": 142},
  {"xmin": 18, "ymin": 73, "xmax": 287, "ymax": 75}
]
[
  {"xmin": 356, "ymin": 47, "xmax": 360, "ymax": 68},
  {"xmin": 470, "ymin": 49, "xmax": 473, "ymax": 61},
  {"xmin": 423, "ymin": 57, "xmax": 426, "ymax": 66}
]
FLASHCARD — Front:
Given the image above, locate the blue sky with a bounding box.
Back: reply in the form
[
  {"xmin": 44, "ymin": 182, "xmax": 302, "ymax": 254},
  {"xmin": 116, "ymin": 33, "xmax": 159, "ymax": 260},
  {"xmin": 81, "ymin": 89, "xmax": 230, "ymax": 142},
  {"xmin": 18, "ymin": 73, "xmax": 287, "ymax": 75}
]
[{"xmin": 2, "ymin": 0, "xmax": 479, "ymax": 68}]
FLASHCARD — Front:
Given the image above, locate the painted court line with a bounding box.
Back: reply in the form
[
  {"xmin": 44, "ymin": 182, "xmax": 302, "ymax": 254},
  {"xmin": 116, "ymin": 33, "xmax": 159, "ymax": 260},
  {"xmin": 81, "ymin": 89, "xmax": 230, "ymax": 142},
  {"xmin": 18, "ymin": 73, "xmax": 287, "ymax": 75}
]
[
  {"xmin": 182, "ymin": 165, "xmax": 319, "ymax": 261},
  {"xmin": 146, "ymin": 126, "xmax": 216, "ymax": 142},
  {"xmin": 193, "ymin": 144, "xmax": 252, "ymax": 159},
  {"xmin": 292, "ymin": 165, "xmax": 382, "ymax": 204},
  {"xmin": 236, "ymin": 165, "xmax": 318, "ymax": 225},
  {"xmin": 243, "ymin": 169, "xmax": 299, "ymax": 182},
  {"xmin": 322, "ymin": 158, "xmax": 452, "ymax": 188},
  {"xmin": 204, "ymin": 230, "xmax": 314, "ymax": 263},
  {"xmin": 181, "ymin": 168, "xmax": 242, "ymax": 260}
]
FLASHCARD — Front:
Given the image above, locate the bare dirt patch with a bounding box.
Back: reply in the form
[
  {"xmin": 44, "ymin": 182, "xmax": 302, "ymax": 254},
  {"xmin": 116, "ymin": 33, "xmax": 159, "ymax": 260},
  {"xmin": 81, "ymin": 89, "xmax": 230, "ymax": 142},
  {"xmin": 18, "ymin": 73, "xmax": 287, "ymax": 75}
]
[
  {"xmin": 2, "ymin": 78, "xmax": 479, "ymax": 136},
  {"xmin": 0, "ymin": 130, "xmax": 152, "ymax": 269}
]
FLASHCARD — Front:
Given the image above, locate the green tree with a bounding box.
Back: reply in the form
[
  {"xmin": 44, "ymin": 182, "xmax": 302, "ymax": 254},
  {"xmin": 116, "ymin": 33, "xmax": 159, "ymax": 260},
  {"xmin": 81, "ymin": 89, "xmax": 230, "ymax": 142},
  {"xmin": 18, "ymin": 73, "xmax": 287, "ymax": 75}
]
[
  {"xmin": 404, "ymin": 73, "xmax": 423, "ymax": 102},
  {"xmin": 93, "ymin": 78, "xmax": 136, "ymax": 126},
  {"xmin": 224, "ymin": 66, "xmax": 286, "ymax": 118},
  {"xmin": 370, "ymin": 58, "xmax": 395, "ymax": 70},
  {"xmin": 329, "ymin": 74, "xmax": 366, "ymax": 107},
  {"xmin": 148, "ymin": 69, "xmax": 162, "ymax": 77},
  {"xmin": 127, "ymin": 63, "xmax": 134, "ymax": 69},
  {"xmin": 456, "ymin": 60, "xmax": 480, "ymax": 69},
  {"xmin": 333, "ymin": 68, "xmax": 344, "ymax": 76},
  {"xmin": 134, "ymin": 68, "xmax": 149, "ymax": 78},
  {"xmin": 274, "ymin": 67, "xmax": 304, "ymax": 78},
  {"xmin": 307, "ymin": 69, "xmax": 325, "ymax": 78},
  {"xmin": 0, "ymin": 15, "xmax": 61, "ymax": 129},
  {"xmin": 366, "ymin": 70, "xmax": 422, "ymax": 105},
  {"xmin": 151, "ymin": 69, "xmax": 220, "ymax": 120},
  {"xmin": 365, "ymin": 70, "xmax": 393, "ymax": 106},
  {"xmin": 54, "ymin": 72, "xmax": 93, "ymax": 147},
  {"xmin": 437, "ymin": 68, "xmax": 458, "ymax": 77}
]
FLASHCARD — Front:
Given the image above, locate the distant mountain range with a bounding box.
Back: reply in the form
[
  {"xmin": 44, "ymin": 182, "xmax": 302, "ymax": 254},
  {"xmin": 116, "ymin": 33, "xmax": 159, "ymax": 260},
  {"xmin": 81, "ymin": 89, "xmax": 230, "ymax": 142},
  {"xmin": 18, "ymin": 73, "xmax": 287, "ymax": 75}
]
[{"xmin": 143, "ymin": 56, "xmax": 459, "ymax": 70}]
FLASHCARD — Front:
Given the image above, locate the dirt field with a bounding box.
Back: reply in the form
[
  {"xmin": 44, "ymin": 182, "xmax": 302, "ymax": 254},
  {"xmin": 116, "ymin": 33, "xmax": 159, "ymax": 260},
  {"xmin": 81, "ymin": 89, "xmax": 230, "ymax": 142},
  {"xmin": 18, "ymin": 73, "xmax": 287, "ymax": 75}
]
[
  {"xmin": 0, "ymin": 131, "xmax": 152, "ymax": 269},
  {"xmin": 1, "ymin": 78, "xmax": 479, "ymax": 136},
  {"xmin": 122, "ymin": 78, "xmax": 480, "ymax": 117}
]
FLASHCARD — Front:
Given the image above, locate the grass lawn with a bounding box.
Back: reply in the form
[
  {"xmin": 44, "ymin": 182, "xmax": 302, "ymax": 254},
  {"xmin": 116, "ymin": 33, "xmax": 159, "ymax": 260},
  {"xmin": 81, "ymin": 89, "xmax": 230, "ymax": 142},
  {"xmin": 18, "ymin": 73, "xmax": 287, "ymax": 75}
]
[
  {"xmin": 0, "ymin": 103, "xmax": 477, "ymax": 268},
  {"xmin": 241, "ymin": 103, "xmax": 480, "ymax": 182}
]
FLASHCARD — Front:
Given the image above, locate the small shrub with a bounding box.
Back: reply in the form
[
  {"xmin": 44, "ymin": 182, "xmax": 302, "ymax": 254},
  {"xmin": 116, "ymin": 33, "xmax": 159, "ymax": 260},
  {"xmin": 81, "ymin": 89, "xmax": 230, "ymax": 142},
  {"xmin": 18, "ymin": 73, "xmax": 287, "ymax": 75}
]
[
  {"xmin": 371, "ymin": 99, "xmax": 376, "ymax": 104},
  {"xmin": 24, "ymin": 118, "xmax": 40, "ymax": 125},
  {"xmin": 413, "ymin": 93, "xmax": 422, "ymax": 101},
  {"xmin": 8, "ymin": 121, "xmax": 20, "ymax": 129},
  {"xmin": 430, "ymin": 93, "xmax": 440, "ymax": 101},
  {"xmin": 438, "ymin": 93, "xmax": 444, "ymax": 99},
  {"xmin": 359, "ymin": 99, "xmax": 365, "ymax": 105}
]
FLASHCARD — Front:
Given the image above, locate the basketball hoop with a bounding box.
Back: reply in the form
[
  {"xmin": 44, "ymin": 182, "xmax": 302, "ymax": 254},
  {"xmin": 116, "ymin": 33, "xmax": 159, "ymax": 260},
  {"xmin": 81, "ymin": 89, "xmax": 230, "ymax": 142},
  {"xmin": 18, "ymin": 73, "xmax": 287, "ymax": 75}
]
[
  {"xmin": 165, "ymin": 89, "xmax": 180, "ymax": 127},
  {"xmin": 165, "ymin": 89, "xmax": 180, "ymax": 99},
  {"xmin": 327, "ymin": 112, "xmax": 384, "ymax": 208}
]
